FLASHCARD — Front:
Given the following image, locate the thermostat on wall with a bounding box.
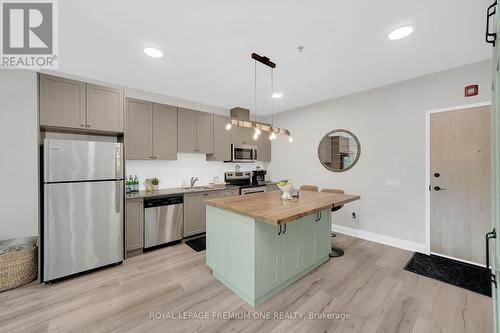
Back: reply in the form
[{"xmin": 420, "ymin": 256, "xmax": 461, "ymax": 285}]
[{"xmin": 464, "ymin": 84, "xmax": 479, "ymax": 97}]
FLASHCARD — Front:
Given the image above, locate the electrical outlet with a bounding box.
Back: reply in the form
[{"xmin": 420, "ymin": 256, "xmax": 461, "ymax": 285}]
[{"xmin": 351, "ymin": 212, "xmax": 358, "ymax": 223}]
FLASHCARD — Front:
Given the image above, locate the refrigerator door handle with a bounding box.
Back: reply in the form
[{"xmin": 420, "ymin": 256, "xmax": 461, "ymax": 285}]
[
  {"xmin": 115, "ymin": 145, "xmax": 122, "ymax": 180},
  {"xmin": 115, "ymin": 181, "xmax": 121, "ymax": 213}
]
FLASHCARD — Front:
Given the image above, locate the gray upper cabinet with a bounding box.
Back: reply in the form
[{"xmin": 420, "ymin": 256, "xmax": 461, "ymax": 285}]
[
  {"xmin": 231, "ymin": 125, "xmax": 254, "ymax": 145},
  {"xmin": 177, "ymin": 108, "xmax": 197, "ymax": 153},
  {"xmin": 86, "ymin": 84, "xmax": 124, "ymax": 132},
  {"xmin": 153, "ymin": 104, "xmax": 178, "ymax": 160},
  {"xmin": 177, "ymin": 108, "xmax": 214, "ymax": 154},
  {"xmin": 126, "ymin": 99, "xmax": 153, "ymax": 160},
  {"xmin": 207, "ymin": 115, "xmax": 231, "ymax": 161},
  {"xmin": 196, "ymin": 112, "xmax": 214, "ymax": 153},
  {"xmin": 257, "ymin": 132, "xmax": 271, "ymax": 161},
  {"xmin": 39, "ymin": 74, "xmax": 86, "ymax": 129},
  {"xmin": 39, "ymin": 74, "xmax": 124, "ymax": 133},
  {"xmin": 125, "ymin": 98, "xmax": 178, "ymax": 161}
]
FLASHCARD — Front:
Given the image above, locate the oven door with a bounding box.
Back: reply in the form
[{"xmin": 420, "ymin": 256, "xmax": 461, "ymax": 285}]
[
  {"xmin": 240, "ymin": 186, "xmax": 267, "ymax": 195},
  {"xmin": 232, "ymin": 144, "xmax": 257, "ymax": 162}
]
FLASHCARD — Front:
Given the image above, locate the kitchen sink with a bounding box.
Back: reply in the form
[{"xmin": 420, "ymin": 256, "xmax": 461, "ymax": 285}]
[{"xmin": 183, "ymin": 186, "xmax": 213, "ymax": 192}]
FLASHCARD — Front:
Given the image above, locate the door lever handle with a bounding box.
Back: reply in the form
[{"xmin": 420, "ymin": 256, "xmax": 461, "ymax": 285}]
[
  {"xmin": 486, "ymin": 229, "xmax": 497, "ymax": 288},
  {"xmin": 433, "ymin": 186, "xmax": 447, "ymax": 191}
]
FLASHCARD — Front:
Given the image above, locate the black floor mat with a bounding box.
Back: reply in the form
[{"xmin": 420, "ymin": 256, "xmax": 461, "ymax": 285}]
[
  {"xmin": 404, "ymin": 252, "xmax": 491, "ymax": 297},
  {"xmin": 185, "ymin": 237, "xmax": 206, "ymax": 252}
]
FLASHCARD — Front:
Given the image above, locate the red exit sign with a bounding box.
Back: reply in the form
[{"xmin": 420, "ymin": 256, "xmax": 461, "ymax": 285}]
[{"xmin": 465, "ymin": 85, "xmax": 479, "ymax": 97}]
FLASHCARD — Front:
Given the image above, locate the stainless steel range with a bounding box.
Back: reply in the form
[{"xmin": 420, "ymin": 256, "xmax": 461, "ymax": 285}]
[{"xmin": 224, "ymin": 171, "xmax": 267, "ymax": 195}]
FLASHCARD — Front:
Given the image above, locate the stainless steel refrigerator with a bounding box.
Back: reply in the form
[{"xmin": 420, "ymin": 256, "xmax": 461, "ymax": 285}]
[{"xmin": 42, "ymin": 139, "xmax": 124, "ymax": 282}]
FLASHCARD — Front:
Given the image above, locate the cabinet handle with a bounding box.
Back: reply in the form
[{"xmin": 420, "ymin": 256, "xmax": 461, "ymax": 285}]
[
  {"xmin": 278, "ymin": 225, "xmax": 282, "ymax": 235},
  {"xmin": 486, "ymin": 228, "xmax": 497, "ymax": 288},
  {"xmin": 80, "ymin": 123, "xmax": 85, "ymax": 127},
  {"xmin": 86, "ymin": 124, "xmax": 91, "ymax": 128},
  {"xmin": 283, "ymin": 224, "xmax": 287, "ymax": 234},
  {"xmin": 486, "ymin": 1, "xmax": 497, "ymax": 46}
]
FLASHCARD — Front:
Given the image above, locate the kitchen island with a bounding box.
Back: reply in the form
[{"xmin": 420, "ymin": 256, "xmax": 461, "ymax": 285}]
[{"xmin": 205, "ymin": 190, "xmax": 360, "ymax": 307}]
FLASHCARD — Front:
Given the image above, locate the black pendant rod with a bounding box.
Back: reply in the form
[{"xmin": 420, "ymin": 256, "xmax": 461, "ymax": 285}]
[{"xmin": 251, "ymin": 53, "xmax": 276, "ymax": 68}]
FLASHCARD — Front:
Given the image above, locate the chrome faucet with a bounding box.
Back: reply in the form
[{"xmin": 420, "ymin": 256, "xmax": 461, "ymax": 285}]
[{"xmin": 190, "ymin": 176, "xmax": 199, "ymax": 188}]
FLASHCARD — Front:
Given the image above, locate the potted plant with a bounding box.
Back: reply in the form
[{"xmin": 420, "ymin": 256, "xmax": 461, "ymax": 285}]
[{"xmin": 151, "ymin": 177, "xmax": 159, "ymax": 191}]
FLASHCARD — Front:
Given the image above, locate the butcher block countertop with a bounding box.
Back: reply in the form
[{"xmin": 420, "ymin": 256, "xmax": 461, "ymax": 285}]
[{"xmin": 205, "ymin": 190, "xmax": 360, "ymax": 225}]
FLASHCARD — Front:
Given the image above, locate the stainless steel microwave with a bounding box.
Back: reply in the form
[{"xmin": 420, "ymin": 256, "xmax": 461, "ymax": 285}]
[{"xmin": 231, "ymin": 144, "xmax": 257, "ymax": 162}]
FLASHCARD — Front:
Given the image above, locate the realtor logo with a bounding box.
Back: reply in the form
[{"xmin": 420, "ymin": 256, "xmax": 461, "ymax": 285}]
[{"xmin": 1, "ymin": 0, "xmax": 57, "ymax": 68}]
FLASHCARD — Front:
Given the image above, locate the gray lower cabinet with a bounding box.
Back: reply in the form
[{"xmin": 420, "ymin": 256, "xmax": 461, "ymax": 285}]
[
  {"xmin": 184, "ymin": 192, "xmax": 206, "ymax": 237},
  {"xmin": 207, "ymin": 115, "xmax": 232, "ymax": 161},
  {"xmin": 224, "ymin": 188, "xmax": 240, "ymax": 196},
  {"xmin": 125, "ymin": 98, "xmax": 178, "ymax": 160},
  {"xmin": 184, "ymin": 190, "xmax": 225, "ymax": 237},
  {"xmin": 126, "ymin": 199, "xmax": 144, "ymax": 252},
  {"xmin": 178, "ymin": 108, "xmax": 214, "ymax": 154},
  {"xmin": 39, "ymin": 74, "xmax": 124, "ymax": 133},
  {"xmin": 86, "ymin": 83, "xmax": 124, "ymax": 132},
  {"xmin": 39, "ymin": 74, "xmax": 86, "ymax": 129}
]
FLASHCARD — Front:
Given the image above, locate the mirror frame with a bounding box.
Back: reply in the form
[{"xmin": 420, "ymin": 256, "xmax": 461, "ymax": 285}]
[{"xmin": 317, "ymin": 129, "xmax": 361, "ymax": 172}]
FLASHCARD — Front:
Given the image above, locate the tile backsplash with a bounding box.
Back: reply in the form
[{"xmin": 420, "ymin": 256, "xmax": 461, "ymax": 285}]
[{"xmin": 126, "ymin": 153, "xmax": 266, "ymax": 190}]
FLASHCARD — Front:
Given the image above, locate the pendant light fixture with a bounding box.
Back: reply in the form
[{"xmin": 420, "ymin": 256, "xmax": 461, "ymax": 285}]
[
  {"xmin": 226, "ymin": 53, "xmax": 292, "ymax": 143},
  {"xmin": 253, "ymin": 60, "xmax": 260, "ymax": 140}
]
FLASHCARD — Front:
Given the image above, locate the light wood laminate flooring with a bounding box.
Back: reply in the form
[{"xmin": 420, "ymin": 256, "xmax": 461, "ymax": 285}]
[{"xmin": 0, "ymin": 234, "xmax": 492, "ymax": 333}]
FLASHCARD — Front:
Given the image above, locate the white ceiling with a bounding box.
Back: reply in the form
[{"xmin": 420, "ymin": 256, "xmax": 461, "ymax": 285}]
[{"xmin": 59, "ymin": 0, "xmax": 492, "ymax": 114}]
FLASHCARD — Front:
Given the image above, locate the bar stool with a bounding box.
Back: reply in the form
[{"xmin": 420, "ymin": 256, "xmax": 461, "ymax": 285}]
[
  {"xmin": 321, "ymin": 188, "xmax": 345, "ymax": 258},
  {"xmin": 300, "ymin": 185, "xmax": 319, "ymax": 192}
]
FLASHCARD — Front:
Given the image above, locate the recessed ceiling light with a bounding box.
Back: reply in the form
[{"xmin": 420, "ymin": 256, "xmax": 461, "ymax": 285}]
[
  {"xmin": 272, "ymin": 92, "xmax": 283, "ymax": 99},
  {"xmin": 144, "ymin": 47, "xmax": 163, "ymax": 58},
  {"xmin": 388, "ymin": 26, "xmax": 414, "ymax": 40}
]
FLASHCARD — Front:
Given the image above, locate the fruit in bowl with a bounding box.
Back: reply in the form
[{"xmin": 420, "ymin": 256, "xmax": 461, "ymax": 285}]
[{"xmin": 277, "ymin": 180, "xmax": 294, "ymax": 200}]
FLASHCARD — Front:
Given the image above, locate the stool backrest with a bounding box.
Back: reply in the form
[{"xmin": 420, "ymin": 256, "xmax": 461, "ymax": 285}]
[
  {"xmin": 300, "ymin": 185, "xmax": 319, "ymax": 192},
  {"xmin": 321, "ymin": 189, "xmax": 345, "ymax": 194},
  {"xmin": 321, "ymin": 188, "xmax": 345, "ymax": 211}
]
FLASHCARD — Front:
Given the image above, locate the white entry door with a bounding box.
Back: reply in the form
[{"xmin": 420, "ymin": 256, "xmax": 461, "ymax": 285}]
[{"xmin": 430, "ymin": 106, "xmax": 491, "ymax": 265}]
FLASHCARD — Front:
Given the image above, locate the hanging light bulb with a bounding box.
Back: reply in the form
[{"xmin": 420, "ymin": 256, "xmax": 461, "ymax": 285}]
[
  {"xmin": 254, "ymin": 127, "xmax": 261, "ymax": 135},
  {"xmin": 288, "ymin": 135, "xmax": 293, "ymax": 143},
  {"xmin": 225, "ymin": 122, "xmax": 232, "ymax": 130},
  {"xmin": 253, "ymin": 133, "xmax": 259, "ymax": 140},
  {"xmin": 269, "ymin": 132, "xmax": 277, "ymax": 140}
]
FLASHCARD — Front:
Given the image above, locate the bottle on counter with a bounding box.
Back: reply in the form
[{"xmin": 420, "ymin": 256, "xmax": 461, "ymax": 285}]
[
  {"xmin": 126, "ymin": 176, "xmax": 132, "ymax": 193},
  {"xmin": 134, "ymin": 175, "xmax": 139, "ymax": 192}
]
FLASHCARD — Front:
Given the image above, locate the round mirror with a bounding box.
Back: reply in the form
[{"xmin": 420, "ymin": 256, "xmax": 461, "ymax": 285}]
[{"xmin": 318, "ymin": 129, "xmax": 361, "ymax": 172}]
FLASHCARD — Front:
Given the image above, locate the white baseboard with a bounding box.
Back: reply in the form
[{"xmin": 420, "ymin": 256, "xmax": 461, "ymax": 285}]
[{"xmin": 332, "ymin": 224, "xmax": 426, "ymax": 253}]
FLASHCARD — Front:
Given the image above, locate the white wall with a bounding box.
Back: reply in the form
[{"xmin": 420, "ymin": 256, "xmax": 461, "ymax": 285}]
[
  {"xmin": 0, "ymin": 70, "xmax": 39, "ymax": 241},
  {"xmin": 126, "ymin": 155, "xmax": 265, "ymax": 190},
  {"xmin": 267, "ymin": 60, "xmax": 491, "ymax": 246}
]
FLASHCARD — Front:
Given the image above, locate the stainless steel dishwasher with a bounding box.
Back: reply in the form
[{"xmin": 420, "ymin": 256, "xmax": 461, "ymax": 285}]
[{"xmin": 144, "ymin": 196, "xmax": 184, "ymax": 249}]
